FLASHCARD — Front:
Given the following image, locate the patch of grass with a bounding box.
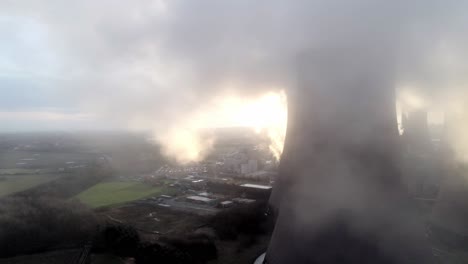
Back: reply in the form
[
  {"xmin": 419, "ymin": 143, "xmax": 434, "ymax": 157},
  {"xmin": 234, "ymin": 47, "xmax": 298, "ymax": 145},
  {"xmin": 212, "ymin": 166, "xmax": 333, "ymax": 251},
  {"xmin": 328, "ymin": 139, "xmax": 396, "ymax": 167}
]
[
  {"xmin": 0, "ymin": 168, "xmax": 37, "ymax": 175},
  {"xmin": 0, "ymin": 175, "xmax": 58, "ymax": 197},
  {"xmin": 0, "ymin": 150, "xmax": 98, "ymax": 168},
  {"xmin": 0, "ymin": 168, "xmax": 59, "ymax": 175},
  {"xmin": 76, "ymin": 181, "xmax": 172, "ymax": 208}
]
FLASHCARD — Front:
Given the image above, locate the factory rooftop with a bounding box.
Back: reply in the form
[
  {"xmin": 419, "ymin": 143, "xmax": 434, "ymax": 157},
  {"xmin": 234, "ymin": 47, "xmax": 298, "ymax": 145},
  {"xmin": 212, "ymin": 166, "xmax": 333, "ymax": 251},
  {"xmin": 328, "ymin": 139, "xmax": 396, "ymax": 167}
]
[
  {"xmin": 239, "ymin": 183, "xmax": 273, "ymax": 190},
  {"xmin": 186, "ymin": 195, "xmax": 214, "ymax": 203}
]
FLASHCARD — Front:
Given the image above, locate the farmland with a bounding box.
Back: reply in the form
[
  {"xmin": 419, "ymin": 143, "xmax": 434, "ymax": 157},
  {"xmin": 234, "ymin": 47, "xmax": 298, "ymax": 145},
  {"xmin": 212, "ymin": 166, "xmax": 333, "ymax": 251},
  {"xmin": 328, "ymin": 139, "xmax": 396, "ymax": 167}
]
[
  {"xmin": 0, "ymin": 148, "xmax": 104, "ymax": 199},
  {"xmin": 0, "ymin": 150, "xmax": 98, "ymax": 169},
  {"xmin": 0, "ymin": 174, "xmax": 59, "ymax": 197},
  {"xmin": 76, "ymin": 181, "xmax": 175, "ymax": 208}
]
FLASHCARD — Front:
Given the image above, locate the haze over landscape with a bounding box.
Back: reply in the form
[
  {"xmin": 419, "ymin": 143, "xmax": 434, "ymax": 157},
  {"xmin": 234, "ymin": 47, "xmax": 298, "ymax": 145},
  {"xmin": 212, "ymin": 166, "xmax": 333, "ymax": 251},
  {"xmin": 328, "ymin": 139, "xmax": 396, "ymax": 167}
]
[
  {"xmin": 2, "ymin": 0, "xmax": 468, "ymax": 162},
  {"xmin": 2, "ymin": 1, "xmax": 468, "ymax": 264}
]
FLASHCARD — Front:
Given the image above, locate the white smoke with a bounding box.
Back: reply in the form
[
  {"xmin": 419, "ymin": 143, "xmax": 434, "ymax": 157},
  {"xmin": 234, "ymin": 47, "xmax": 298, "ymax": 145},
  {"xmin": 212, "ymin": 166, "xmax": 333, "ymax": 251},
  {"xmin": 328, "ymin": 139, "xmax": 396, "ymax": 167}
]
[
  {"xmin": 129, "ymin": 89, "xmax": 287, "ymax": 163},
  {"xmin": 2, "ymin": 0, "xmax": 468, "ymax": 164}
]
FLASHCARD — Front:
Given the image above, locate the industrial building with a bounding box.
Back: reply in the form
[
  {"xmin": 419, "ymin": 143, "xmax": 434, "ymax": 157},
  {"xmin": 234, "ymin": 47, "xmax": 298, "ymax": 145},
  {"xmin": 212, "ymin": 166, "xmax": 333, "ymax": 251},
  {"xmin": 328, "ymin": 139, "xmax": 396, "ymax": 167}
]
[
  {"xmin": 239, "ymin": 183, "xmax": 272, "ymax": 190},
  {"xmin": 185, "ymin": 195, "xmax": 216, "ymax": 205}
]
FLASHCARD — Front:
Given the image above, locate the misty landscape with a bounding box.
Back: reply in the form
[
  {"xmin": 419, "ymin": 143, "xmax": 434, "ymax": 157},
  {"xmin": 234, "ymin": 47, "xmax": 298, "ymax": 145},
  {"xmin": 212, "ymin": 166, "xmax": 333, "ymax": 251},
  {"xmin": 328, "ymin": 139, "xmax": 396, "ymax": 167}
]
[{"xmin": 2, "ymin": 1, "xmax": 468, "ymax": 264}]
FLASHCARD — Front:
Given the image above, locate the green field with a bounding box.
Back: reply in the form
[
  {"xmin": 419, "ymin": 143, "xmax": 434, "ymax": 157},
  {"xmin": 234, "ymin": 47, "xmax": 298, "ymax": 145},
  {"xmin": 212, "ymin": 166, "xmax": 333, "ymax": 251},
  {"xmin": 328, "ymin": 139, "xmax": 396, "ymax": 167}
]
[
  {"xmin": 0, "ymin": 174, "xmax": 58, "ymax": 197},
  {"xmin": 0, "ymin": 150, "xmax": 98, "ymax": 169},
  {"xmin": 0, "ymin": 168, "xmax": 59, "ymax": 175},
  {"xmin": 76, "ymin": 181, "xmax": 173, "ymax": 208}
]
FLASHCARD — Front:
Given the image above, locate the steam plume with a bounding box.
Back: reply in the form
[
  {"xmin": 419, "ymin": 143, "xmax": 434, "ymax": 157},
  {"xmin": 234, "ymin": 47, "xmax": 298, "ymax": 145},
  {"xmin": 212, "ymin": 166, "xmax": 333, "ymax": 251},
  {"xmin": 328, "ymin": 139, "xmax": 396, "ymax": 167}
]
[{"xmin": 1, "ymin": 1, "xmax": 468, "ymax": 162}]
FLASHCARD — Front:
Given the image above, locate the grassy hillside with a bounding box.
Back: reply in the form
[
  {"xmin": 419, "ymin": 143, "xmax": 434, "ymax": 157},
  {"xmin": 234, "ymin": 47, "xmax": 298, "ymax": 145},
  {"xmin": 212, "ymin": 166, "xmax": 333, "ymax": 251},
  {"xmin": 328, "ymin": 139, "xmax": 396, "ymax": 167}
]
[{"xmin": 76, "ymin": 181, "xmax": 171, "ymax": 208}]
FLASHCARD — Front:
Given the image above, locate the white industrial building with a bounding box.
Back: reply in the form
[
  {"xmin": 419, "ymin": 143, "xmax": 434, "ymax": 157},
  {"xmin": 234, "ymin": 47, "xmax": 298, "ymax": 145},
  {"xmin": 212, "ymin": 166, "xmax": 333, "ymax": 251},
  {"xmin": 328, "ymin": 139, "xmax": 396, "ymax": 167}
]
[
  {"xmin": 186, "ymin": 195, "xmax": 215, "ymax": 204},
  {"xmin": 233, "ymin": 198, "xmax": 256, "ymax": 204},
  {"xmin": 239, "ymin": 183, "xmax": 273, "ymax": 190}
]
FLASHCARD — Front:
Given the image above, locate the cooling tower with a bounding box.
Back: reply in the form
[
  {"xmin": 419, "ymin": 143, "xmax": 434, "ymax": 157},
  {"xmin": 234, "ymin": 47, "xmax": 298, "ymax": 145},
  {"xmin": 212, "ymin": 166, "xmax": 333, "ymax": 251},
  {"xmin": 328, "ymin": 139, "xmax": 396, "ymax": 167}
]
[
  {"xmin": 431, "ymin": 163, "xmax": 468, "ymax": 247},
  {"xmin": 265, "ymin": 51, "xmax": 433, "ymax": 263}
]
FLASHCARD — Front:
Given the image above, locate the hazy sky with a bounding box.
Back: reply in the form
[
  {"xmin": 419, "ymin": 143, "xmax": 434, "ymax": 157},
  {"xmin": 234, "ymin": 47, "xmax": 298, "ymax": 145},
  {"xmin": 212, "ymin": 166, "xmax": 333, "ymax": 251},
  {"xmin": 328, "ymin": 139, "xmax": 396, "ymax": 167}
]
[{"xmin": 1, "ymin": 0, "xmax": 468, "ymax": 133}]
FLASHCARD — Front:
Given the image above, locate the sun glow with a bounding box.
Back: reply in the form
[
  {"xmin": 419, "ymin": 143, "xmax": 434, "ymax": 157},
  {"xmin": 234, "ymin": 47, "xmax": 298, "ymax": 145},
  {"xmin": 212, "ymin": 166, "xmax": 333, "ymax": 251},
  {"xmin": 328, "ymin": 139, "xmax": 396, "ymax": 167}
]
[
  {"xmin": 151, "ymin": 90, "xmax": 288, "ymax": 163},
  {"xmin": 219, "ymin": 90, "xmax": 288, "ymax": 160},
  {"xmin": 399, "ymin": 89, "xmax": 427, "ymax": 110}
]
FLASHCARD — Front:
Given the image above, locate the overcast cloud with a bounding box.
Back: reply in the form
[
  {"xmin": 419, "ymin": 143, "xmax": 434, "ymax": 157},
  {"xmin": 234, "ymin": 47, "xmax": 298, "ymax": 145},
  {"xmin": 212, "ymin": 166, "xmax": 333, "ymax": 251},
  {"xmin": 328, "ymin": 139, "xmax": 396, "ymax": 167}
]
[{"xmin": 1, "ymin": 0, "xmax": 468, "ymax": 133}]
